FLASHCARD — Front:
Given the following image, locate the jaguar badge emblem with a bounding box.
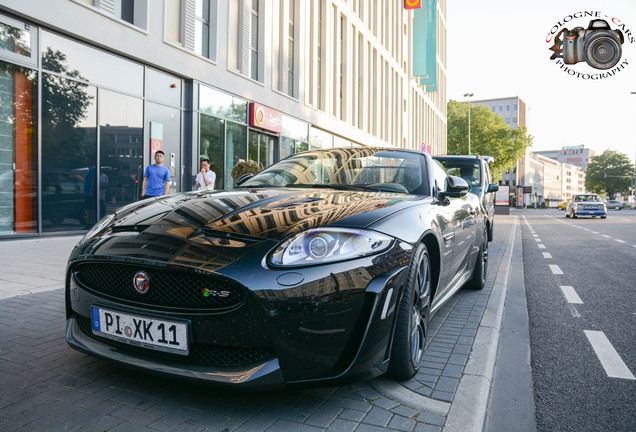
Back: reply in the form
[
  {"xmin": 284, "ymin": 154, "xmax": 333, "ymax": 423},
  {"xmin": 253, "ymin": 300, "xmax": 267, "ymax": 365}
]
[{"xmin": 133, "ymin": 271, "xmax": 150, "ymax": 294}]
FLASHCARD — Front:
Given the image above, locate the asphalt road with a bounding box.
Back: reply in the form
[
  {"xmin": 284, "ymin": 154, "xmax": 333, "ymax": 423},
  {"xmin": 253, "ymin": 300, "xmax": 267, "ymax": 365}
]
[{"xmin": 521, "ymin": 209, "xmax": 636, "ymax": 432}]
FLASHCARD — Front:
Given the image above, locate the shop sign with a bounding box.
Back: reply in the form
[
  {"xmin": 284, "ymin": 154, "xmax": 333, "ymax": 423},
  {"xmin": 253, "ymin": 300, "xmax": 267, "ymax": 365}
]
[{"xmin": 250, "ymin": 103, "xmax": 282, "ymax": 134}]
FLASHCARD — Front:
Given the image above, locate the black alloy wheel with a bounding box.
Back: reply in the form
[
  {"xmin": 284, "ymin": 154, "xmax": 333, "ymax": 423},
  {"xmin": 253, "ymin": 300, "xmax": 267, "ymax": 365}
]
[
  {"xmin": 468, "ymin": 227, "xmax": 488, "ymax": 290},
  {"xmin": 389, "ymin": 243, "xmax": 431, "ymax": 381}
]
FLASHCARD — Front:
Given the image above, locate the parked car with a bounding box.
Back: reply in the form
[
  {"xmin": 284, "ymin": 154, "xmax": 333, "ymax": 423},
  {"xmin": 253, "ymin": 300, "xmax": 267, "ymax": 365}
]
[
  {"xmin": 566, "ymin": 193, "xmax": 607, "ymax": 218},
  {"xmin": 556, "ymin": 201, "xmax": 567, "ymax": 210},
  {"xmin": 434, "ymin": 155, "xmax": 498, "ymax": 241},
  {"xmin": 605, "ymin": 200, "xmax": 624, "ymax": 210},
  {"xmin": 65, "ymin": 147, "xmax": 488, "ymax": 389}
]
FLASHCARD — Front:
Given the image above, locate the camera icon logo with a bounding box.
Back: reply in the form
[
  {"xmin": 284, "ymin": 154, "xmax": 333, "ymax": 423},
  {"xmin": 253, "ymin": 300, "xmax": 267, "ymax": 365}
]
[{"xmin": 549, "ymin": 19, "xmax": 624, "ymax": 70}]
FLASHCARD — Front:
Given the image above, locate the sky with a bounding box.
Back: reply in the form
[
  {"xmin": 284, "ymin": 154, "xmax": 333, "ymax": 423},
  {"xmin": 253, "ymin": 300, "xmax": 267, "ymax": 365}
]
[{"xmin": 446, "ymin": 0, "xmax": 636, "ymax": 164}]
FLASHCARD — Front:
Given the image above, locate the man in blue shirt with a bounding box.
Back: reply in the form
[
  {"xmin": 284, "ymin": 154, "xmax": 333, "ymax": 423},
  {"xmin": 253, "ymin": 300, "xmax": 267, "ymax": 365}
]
[{"xmin": 141, "ymin": 150, "xmax": 170, "ymax": 198}]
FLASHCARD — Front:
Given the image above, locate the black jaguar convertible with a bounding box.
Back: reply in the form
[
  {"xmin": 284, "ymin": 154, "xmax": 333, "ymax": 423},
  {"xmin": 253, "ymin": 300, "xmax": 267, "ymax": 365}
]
[{"xmin": 65, "ymin": 147, "xmax": 487, "ymax": 389}]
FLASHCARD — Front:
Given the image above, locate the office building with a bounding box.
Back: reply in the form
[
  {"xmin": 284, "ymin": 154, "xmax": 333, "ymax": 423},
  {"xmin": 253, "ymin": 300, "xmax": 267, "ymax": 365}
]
[{"xmin": 0, "ymin": 0, "xmax": 447, "ymax": 237}]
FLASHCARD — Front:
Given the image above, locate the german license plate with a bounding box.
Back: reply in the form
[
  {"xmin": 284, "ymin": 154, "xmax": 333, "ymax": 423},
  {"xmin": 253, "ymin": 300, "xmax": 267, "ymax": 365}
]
[{"xmin": 91, "ymin": 306, "xmax": 189, "ymax": 355}]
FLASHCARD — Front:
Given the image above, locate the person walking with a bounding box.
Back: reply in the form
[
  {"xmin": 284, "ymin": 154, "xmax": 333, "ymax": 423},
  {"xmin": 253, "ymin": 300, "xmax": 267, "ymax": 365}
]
[
  {"xmin": 195, "ymin": 158, "xmax": 216, "ymax": 191},
  {"xmin": 141, "ymin": 150, "xmax": 170, "ymax": 198}
]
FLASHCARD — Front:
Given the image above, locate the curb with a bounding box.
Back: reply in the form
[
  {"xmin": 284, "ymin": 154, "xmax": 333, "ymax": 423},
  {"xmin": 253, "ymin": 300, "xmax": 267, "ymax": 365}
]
[
  {"xmin": 443, "ymin": 216, "xmax": 518, "ymax": 431},
  {"xmin": 370, "ymin": 376, "xmax": 451, "ymax": 417}
]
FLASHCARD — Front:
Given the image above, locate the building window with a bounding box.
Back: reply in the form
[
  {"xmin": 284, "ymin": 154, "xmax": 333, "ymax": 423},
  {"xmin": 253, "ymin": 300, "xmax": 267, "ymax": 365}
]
[
  {"xmin": 278, "ymin": 0, "xmax": 297, "ymax": 97},
  {"xmin": 308, "ymin": 0, "xmax": 324, "ymax": 109},
  {"xmin": 0, "ymin": 14, "xmax": 38, "ymax": 65},
  {"xmin": 230, "ymin": 0, "xmax": 263, "ymax": 81},
  {"xmin": 194, "ymin": 0, "xmax": 211, "ymax": 57},
  {"xmin": 249, "ymin": 1, "xmax": 259, "ymax": 80},
  {"xmin": 506, "ymin": 104, "xmax": 510, "ymax": 111},
  {"xmin": 121, "ymin": 0, "xmax": 134, "ymax": 24},
  {"xmin": 81, "ymin": 0, "xmax": 148, "ymax": 29},
  {"xmin": 0, "ymin": 60, "xmax": 38, "ymax": 235},
  {"xmin": 165, "ymin": 0, "xmax": 217, "ymax": 61}
]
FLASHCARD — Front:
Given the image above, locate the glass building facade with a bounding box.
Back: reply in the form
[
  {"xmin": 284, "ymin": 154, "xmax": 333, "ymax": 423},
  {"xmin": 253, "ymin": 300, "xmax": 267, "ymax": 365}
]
[{"xmin": 0, "ymin": 0, "xmax": 447, "ymax": 238}]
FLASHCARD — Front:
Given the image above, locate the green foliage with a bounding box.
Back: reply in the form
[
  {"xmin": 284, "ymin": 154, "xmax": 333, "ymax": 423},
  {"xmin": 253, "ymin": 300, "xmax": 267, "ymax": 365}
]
[
  {"xmin": 41, "ymin": 48, "xmax": 94, "ymax": 167},
  {"xmin": 585, "ymin": 150, "xmax": 634, "ymax": 199},
  {"xmin": 231, "ymin": 160, "xmax": 261, "ymax": 182},
  {"xmin": 446, "ymin": 100, "xmax": 532, "ymax": 181}
]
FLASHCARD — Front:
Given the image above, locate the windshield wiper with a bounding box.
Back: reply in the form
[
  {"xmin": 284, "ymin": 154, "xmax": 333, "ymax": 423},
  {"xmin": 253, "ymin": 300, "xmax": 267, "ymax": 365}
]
[{"xmin": 282, "ymin": 184, "xmax": 375, "ymax": 191}]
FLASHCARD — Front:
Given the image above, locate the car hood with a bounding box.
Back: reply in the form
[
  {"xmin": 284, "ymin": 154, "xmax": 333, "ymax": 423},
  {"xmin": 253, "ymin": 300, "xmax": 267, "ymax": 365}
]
[{"xmin": 107, "ymin": 187, "xmax": 425, "ymax": 242}]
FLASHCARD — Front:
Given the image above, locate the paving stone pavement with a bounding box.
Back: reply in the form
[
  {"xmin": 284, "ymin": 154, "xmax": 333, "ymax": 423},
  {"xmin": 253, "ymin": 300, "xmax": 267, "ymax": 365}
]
[{"xmin": 0, "ymin": 215, "xmax": 516, "ymax": 432}]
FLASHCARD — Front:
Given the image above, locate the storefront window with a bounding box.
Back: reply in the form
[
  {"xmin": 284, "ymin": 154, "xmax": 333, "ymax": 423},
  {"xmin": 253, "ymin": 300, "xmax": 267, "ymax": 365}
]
[
  {"xmin": 280, "ymin": 115, "xmax": 309, "ymax": 159},
  {"xmin": 225, "ymin": 122, "xmax": 247, "ymax": 188},
  {"xmin": 199, "ymin": 85, "xmax": 247, "ymax": 123},
  {"xmin": 99, "ymin": 90, "xmax": 143, "ymax": 216},
  {"xmin": 310, "ymin": 128, "xmax": 333, "ymax": 150},
  {"xmin": 282, "ymin": 115, "xmax": 308, "ymax": 142},
  {"xmin": 200, "ymin": 114, "xmax": 225, "ymax": 190},
  {"xmin": 0, "ymin": 61, "xmax": 37, "ymax": 235},
  {"xmin": 41, "ymin": 73, "xmax": 97, "ymax": 232},
  {"xmin": 41, "ymin": 30, "xmax": 143, "ymax": 97}
]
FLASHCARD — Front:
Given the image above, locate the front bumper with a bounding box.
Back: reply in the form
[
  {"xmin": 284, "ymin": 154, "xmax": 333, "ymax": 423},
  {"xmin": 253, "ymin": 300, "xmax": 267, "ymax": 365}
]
[
  {"xmin": 66, "ymin": 316, "xmax": 285, "ymax": 388},
  {"xmin": 574, "ymin": 209, "xmax": 606, "ymax": 217},
  {"xmin": 65, "ymin": 246, "xmax": 410, "ymax": 388}
]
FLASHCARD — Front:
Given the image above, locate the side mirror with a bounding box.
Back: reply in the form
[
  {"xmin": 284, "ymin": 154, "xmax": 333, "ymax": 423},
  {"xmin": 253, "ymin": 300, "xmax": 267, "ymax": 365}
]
[
  {"xmin": 236, "ymin": 173, "xmax": 254, "ymax": 186},
  {"xmin": 440, "ymin": 175, "xmax": 469, "ymax": 198},
  {"xmin": 487, "ymin": 183, "xmax": 499, "ymax": 193}
]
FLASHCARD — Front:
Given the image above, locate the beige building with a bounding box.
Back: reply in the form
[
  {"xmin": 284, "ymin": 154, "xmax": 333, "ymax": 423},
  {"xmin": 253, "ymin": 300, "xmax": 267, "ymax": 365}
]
[
  {"xmin": 517, "ymin": 151, "xmax": 586, "ymax": 207},
  {"xmin": 0, "ymin": 0, "xmax": 447, "ymax": 238}
]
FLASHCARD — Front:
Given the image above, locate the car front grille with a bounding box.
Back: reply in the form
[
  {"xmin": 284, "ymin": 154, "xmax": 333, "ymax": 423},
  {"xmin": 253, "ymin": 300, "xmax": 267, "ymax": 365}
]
[
  {"xmin": 76, "ymin": 315, "xmax": 275, "ymax": 367},
  {"xmin": 72, "ymin": 262, "xmax": 246, "ymax": 311}
]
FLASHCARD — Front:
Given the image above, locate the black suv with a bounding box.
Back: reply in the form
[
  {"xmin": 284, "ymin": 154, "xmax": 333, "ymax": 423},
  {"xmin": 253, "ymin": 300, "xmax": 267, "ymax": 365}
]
[{"xmin": 434, "ymin": 155, "xmax": 499, "ymax": 241}]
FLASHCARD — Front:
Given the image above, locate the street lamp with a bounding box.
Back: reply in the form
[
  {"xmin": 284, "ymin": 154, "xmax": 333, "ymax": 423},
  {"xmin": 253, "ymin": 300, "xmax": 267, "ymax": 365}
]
[{"xmin": 464, "ymin": 93, "xmax": 474, "ymax": 155}]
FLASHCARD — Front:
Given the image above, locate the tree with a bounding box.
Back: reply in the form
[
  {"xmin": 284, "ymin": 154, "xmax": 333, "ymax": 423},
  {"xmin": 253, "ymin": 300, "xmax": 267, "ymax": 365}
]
[
  {"xmin": 41, "ymin": 48, "xmax": 94, "ymax": 168},
  {"xmin": 585, "ymin": 150, "xmax": 633, "ymax": 199},
  {"xmin": 446, "ymin": 100, "xmax": 532, "ymax": 181}
]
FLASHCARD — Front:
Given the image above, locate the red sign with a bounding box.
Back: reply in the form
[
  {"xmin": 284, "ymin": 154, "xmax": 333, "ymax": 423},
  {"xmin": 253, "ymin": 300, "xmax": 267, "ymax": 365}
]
[
  {"xmin": 250, "ymin": 103, "xmax": 283, "ymax": 134},
  {"xmin": 150, "ymin": 138, "xmax": 163, "ymax": 155},
  {"xmin": 421, "ymin": 143, "xmax": 432, "ymax": 154},
  {"xmin": 404, "ymin": 0, "xmax": 422, "ymax": 9}
]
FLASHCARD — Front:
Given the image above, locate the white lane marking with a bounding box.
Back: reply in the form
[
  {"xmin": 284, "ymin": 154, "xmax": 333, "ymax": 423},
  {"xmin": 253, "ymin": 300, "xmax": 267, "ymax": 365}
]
[
  {"xmin": 550, "ymin": 265, "xmax": 563, "ymax": 275},
  {"xmin": 615, "ymin": 239, "xmax": 626, "ymax": 244},
  {"xmin": 560, "ymin": 286, "xmax": 583, "ymax": 304},
  {"xmin": 532, "ymin": 234, "xmax": 538, "ymax": 237},
  {"xmin": 591, "ymin": 231, "xmax": 599, "ymax": 234},
  {"xmin": 602, "ymin": 235, "xmax": 610, "ymax": 238},
  {"xmin": 538, "ymin": 244, "xmax": 546, "ymax": 249},
  {"xmin": 584, "ymin": 331, "xmax": 636, "ymax": 380},
  {"xmin": 542, "ymin": 252, "xmax": 552, "ymax": 259},
  {"xmin": 535, "ymin": 238, "xmax": 541, "ymax": 242}
]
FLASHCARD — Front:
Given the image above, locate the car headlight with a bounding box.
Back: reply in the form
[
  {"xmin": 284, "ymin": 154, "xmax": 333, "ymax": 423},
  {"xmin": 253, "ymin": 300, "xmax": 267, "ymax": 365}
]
[
  {"xmin": 269, "ymin": 228, "xmax": 393, "ymax": 267},
  {"xmin": 80, "ymin": 213, "xmax": 115, "ymax": 243}
]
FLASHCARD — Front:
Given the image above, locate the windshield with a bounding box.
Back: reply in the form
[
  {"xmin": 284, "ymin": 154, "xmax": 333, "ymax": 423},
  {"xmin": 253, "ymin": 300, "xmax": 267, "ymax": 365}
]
[
  {"xmin": 241, "ymin": 148, "xmax": 426, "ymax": 194},
  {"xmin": 574, "ymin": 194, "xmax": 601, "ymax": 202}
]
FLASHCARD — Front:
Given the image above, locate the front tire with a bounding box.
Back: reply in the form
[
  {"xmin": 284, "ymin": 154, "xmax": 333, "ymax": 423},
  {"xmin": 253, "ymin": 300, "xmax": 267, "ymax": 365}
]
[{"xmin": 389, "ymin": 243, "xmax": 431, "ymax": 381}]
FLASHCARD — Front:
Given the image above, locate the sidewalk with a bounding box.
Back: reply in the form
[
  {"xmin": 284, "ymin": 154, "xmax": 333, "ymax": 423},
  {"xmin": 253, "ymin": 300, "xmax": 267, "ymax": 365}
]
[{"xmin": 0, "ymin": 215, "xmax": 519, "ymax": 432}]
